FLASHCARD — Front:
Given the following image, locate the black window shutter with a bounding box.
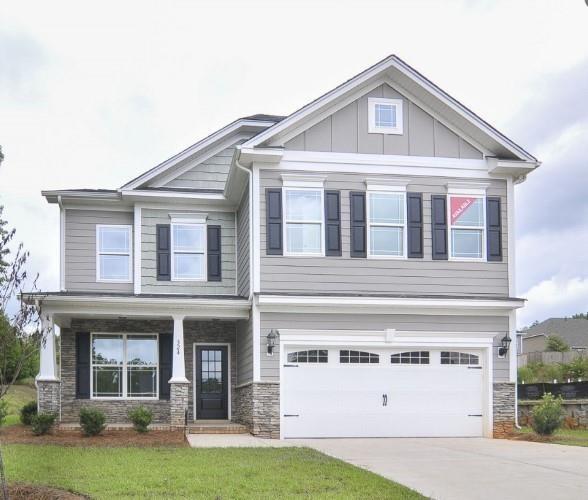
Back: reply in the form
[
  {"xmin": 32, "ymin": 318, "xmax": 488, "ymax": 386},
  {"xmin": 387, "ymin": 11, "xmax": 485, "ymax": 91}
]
[
  {"xmin": 266, "ymin": 188, "xmax": 283, "ymax": 255},
  {"xmin": 486, "ymin": 196, "xmax": 503, "ymax": 262},
  {"xmin": 431, "ymin": 195, "xmax": 448, "ymax": 260},
  {"xmin": 207, "ymin": 225, "xmax": 222, "ymax": 281},
  {"xmin": 407, "ymin": 193, "xmax": 423, "ymax": 258},
  {"xmin": 75, "ymin": 332, "xmax": 91, "ymax": 399},
  {"xmin": 156, "ymin": 224, "xmax": 171, "ymax": 281},
  {"xmin": 325, "ymin": 190, "xmax": 342, "ymax": 256},
  {"xmin": 350, "ymin": 191, "xmax": 367, "ymax": 258},
  {"xmin": 159, "ymin": 333, "xmax": 172, "ymax": 400}
]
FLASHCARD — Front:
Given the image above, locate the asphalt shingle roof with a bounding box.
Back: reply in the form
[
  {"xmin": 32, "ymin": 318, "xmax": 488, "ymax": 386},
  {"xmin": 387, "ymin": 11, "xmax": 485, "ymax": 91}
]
[{"xmin": 523, "ymin": 318, "xmax": 588, "ymax": 347}]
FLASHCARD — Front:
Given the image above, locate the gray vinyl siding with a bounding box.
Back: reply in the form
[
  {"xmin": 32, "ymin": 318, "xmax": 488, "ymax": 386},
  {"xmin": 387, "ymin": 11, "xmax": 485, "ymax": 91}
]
[
  {"xmin": 64, "ymin": 209, "xmax": 134, "ymax": 293},
  {"xmin": 141, "ymin": 208, "xmax": 236, "ymax": 294},
  {"xmin": 163, "ymin": 141, "xmax": 245, "ymax": 191},
  {"xmin": 236, "ymin": 185, "xmax": 250, "ymax": 297},
  {"xmin": 260, "ymin": 170, "xmax": 509, "ymax": 296},
  {"xmin": 284, "ymin": 84, "xmax": 483, "ymax": 159},
  {"xmin": 236, "ymin": 316, "xmax": 253, "ymax": 385},
  {"xmin": 260, "ymin": 312, "xmax": 510, "ymax": 382}
]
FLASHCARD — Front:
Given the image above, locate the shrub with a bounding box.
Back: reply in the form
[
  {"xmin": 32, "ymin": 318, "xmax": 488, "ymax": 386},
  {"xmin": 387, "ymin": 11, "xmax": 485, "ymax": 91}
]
[
  {"xmin": 20, "ymin": 400, "xmax": 38, "ymax": 425},
  {"xmin": 128, "ymin": 406, "xmax": 153, "ymax": 433},
  {"xmin": 0, "ymin": 399, "xmax": 7, "ymax": 426},
  {"xmin": 531, "ymin": 393, "xmax": 563, "ymax": 436},
  {"xmin": 31, "ymin": 412, "xmax": 56, "ymax": 435},
  {"xmin": 79, "ymin": 407, "xmax": 106, "ymax": 436},
  {"xmin": 546, "ymin": 335, "xmax": 570, "ymax": 352}
]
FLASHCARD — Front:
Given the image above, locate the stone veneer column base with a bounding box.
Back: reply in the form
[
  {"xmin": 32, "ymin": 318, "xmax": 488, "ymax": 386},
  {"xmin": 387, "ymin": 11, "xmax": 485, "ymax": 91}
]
[
  {"xmin": 233, "ymin": 382, "xmax": 279, "ymax": 438},
  {"xmin": 170, "ymin": 382, "xmax": 189, "ymax": 428},
  {"xmin": 37, "ymin": 379, "xmax": 61, "ymax": 416},
  {"xmin": 493, "ymin": 382, "xmax": 515, "ymax": 438}
]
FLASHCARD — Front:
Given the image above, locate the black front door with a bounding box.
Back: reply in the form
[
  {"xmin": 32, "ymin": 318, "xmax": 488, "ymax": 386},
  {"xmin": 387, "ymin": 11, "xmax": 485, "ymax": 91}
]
[{"xmin": 196, "ymin": 346, "xmax": 228, "ymax": 419}]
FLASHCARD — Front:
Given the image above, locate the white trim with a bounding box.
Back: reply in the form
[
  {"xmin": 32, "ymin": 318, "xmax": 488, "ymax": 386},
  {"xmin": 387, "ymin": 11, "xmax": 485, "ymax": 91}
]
[
  {"xmin": 368, "ymin": 97, "xmax": 404, "ymax": 134},
  {"xmin": 507, "ymin": 177, "xmax": 516, "ymax": 297},
  {"xmin": 37, "ymin": 317, "xmax": 58, "ymax": 382},
  {"xmin": 282, "ymin": 187, "xmax": 325, "ymax": 257},
  {"xmin": 169, "ymin": 212, "xmax": 208, "ymax": 224},
  {"xmin": 365, "ymin": 177, "xmax": 410, "ymax": 192},
  {"xmin": 90, "ymin": 332, "xmax": 159, "ymax": 400},
  {"xmin": 252, "ymin": 300, "xmax": 261, "ymax": 381},
  {"xmin": 133, "ymin": 206, "xmax": 141, "ymax": 295},
  {"xmin": 95, "ymin": 224, "xmax": 133, "ymax": 283},
  {"xmin": 446, "ymin": 181, "xmax": 490, "ymax": 196},
  {"xmin": 120, "ymin": 190, "xmax": 226, "ymax": 201},
  {"xmin": 252, "ymin": 164, "xmax": 261, "ymax": 293},
  {"xmin": 509, "ymin": 310, "xmax": 517, "ymax": 383},
  {"xmin": 281, "ymin": 173, "xmax": 326, "ymax": 189},
  {"xmin": 447, "ymin": 194, "xmax": 487, "ymax": 262},
  {"xmin": 366, "ymin": 190, "xmax": 407, "ymax": 260},
  {"xmin": 193, "ymin": 342, "xmax": 232, "ymax": 421},
  {"xmin": 59, "ymin": 203, "xmax": 66, "ymax": 291},
  {"xmin": 170, "ymin": 222, "xmax": 207, "ymax": 281}
]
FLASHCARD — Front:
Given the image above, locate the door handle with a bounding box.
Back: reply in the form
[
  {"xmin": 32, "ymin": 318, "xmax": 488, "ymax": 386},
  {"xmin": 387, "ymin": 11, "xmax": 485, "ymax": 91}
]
[{"xmin": 382, "ymin": 394, "xmax": 388, "ymax": 406}]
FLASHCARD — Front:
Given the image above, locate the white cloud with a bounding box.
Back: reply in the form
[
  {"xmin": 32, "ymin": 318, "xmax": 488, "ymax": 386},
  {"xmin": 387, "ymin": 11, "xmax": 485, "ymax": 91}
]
[{"xmin": 518, "ymin": 277, "xmax": 588, "ymax": 328}]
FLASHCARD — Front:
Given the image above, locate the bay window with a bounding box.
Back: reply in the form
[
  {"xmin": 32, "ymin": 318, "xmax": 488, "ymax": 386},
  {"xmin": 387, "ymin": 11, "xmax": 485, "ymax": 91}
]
[
  {"xmin": 448, "ymin": 195, "xmax": 485, "ymax": 260},
  {"xmin": 96, "ymin": 225, "xmax": 132, "ymax": 282},
  {"xmin": 367, "ymin": 191, "xmax": 407, "ymax": 258},
  {"xmin": 91, "ymin": 333, "xmax": 158, "ymax": 399},
  {"xmin": 284, "ymin": 188, "xmax": 324, "ymax": 255},
  {"xmin": 171, "ymin": 223, "xmax": 206, "ymax": 280}
]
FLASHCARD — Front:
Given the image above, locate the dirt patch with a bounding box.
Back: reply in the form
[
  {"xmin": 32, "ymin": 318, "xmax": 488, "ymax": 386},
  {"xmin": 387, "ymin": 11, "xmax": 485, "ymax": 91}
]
[
  {"xmin": 509, "ymin": 432, "xmax": 555, "ymax": 444},
  {"xmin": 0, "ymin": 425, "xmax": 187, "ymax": 447},
  {"xmin": 7, "ymin": 483, "xmax": 88, "ymax": 499}
]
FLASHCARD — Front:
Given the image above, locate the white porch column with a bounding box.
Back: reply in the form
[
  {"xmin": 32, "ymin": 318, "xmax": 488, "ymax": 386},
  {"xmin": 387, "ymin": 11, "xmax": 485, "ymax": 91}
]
[
  {"xmin": 37, "ymin": 317, "xmax": 58, "ymax": 382},
  {"xmin": 169, "ymin": 315, "xmax": 189, "ymax": 383}
]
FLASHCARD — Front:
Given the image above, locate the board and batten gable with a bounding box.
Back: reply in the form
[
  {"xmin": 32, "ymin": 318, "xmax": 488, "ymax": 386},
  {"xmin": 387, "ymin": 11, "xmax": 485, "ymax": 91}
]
[
  {"xmin": 141, "ymin": 208, "xmax": 236, "ymax": 294},
  {"xmin": 259, "ymin": 169, "xmax": 509, "ymax": 296},
  {"xmin": 284, "ymin": 84, "xmax": 483, "ymax": 159},
  {"xmin": 64, "ymin": 209, "xmax": 134, "ymax": 293},
  {"xmin": 260, "ymin": 312, "xmax": 510, "ymax": 383}
]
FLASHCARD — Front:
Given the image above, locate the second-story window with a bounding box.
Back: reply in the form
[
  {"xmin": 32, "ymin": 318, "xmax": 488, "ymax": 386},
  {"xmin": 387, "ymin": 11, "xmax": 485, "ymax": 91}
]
[
  {"xmin": 171, "ymin": 223, "xmax": 206, "ymax": 280},
  {"xmin": 367, "ymin": 192, "xmax": 407, "ymax": 258},
  {"xmin": 284, "ymin": 188, "xmax": 324, "ymax": 256},
  {"xmin": 448, "ymin": 195, "xmax": 485, "ymax": 260},
  {"xmin": 96, "ymin": 225, "xmax": 132, "ymax": 282}
]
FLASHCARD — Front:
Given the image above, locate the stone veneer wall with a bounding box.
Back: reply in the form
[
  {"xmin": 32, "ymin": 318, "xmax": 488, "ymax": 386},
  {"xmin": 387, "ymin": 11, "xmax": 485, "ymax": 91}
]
[
  {"xmin": 170, "ymin": 383, "xmax": 189, "ymax": 427},
  {"xmin": 493, "ymin": 382, "xmax": 515, "ymax": 438},
  {"xmin": 233, "ymin": 382, "xmax": 279, "ymax": 438},
  {"xmin": 519, "ymin": 399, "xmax": 588, "ymax": 428},
  {"xmin": 37, "ymin": 380, "xmax": 61, "ymax": 416}
]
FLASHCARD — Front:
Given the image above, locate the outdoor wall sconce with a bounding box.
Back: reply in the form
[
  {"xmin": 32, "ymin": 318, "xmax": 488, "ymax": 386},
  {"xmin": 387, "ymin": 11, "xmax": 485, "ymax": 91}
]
[
  {"xmin": 267, "ymin": 329, "xmax": 279, "ymax": 356},
  {"xmin": 498, "ymin": 334, "xmax": 512, "ymax": 357}
]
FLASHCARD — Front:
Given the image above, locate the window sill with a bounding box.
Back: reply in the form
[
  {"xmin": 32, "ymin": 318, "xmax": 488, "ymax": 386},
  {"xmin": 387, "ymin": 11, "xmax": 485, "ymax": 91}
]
[
  {"xmin": 89, "ymin": 397, "xmax": 159, "ymax": 401},
  {"xmin": 448, "ymin": 257, "xmax": 487, "ymax": 263},
  {"xmin": 96, "ymin": 279, "xmax": 133, "ymax": 284},
  {"xmin": 367, "ymin": 254, "xmax": 407, "ymax": 260}
]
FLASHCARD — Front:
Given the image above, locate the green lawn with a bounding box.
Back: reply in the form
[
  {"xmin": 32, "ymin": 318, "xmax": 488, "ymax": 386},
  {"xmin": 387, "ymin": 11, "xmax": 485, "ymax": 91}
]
[
  {"xmin": 518, "ymin": 426, "xmax": 588, "ymax": 447},
  {"xmin": 2, "ymin": 445, "xmax": 423, "ymax": 499},
  {"xmin": 1, "ymin": 380, "xmax": 36, "ymax": 426}
]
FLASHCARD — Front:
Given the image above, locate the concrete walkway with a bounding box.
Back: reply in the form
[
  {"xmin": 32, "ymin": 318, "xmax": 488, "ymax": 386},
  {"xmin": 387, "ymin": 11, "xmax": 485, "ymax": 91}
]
[{"xmin": 297, "ymin": 437, "xmax": 588, "ymax": 500}]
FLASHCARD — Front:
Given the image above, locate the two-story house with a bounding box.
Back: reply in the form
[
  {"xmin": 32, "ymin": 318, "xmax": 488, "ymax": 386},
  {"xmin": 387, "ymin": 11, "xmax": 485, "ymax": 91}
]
[{"xmin": 30, "ymin": 55, "xmax": 539, "ymax": 439}]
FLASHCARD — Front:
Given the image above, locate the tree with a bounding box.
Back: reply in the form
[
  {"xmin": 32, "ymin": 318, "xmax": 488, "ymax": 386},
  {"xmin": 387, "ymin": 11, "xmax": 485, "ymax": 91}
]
[
  {"xmin": 545, "ymin": 335, "xmax": 570, "ymax": 353},
  {"xmin": 571, "ymin": 313, "xmax": 588, "ymax": 320},
  {"xmin": 0, "ymin": 205, "xmax": 46, "ymax": 400}
]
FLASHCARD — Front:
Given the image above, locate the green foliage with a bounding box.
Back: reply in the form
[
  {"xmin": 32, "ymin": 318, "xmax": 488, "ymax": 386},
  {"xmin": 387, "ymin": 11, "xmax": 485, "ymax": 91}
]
[
  {"xmin": 517, "ymin": 365, "xmax": 534, "ymax": 384},
  {"xmin": 20, "ymin": 400, "xmax": 37, "ymax": 425},
  {"xmin": 31, "ymin": 412, "xmax": 56, "ymax": 435},
  {"xmin": 571, "ymin": 313, "xmax": 588, "ymax": 320},
  {"xmin": 128, "ymin": 406, "xmax": 153, "ymax": 433},
  {"xmin": 518, "ymin": 358, "xmax": 588, "ymax": 383},
  {"xmin": 531, "ymin": 393, "xmax": 563, "ymax": 436},
  {"xmin": 546, "ymin": 335, "xmax": 570, "ymax": 352},
  {"xmin": 79, "ymin": 407, "xmax": 106, "ymax": 436},
  {"xmin": 0, "ymin": 398, "xmax": 8, "ymax": 426}
]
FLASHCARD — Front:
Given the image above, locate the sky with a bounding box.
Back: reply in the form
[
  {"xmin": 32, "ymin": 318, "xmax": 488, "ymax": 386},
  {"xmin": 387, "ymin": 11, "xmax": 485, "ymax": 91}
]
[{"xmin": 1, "ymin": 0, "xmax": 587, "ymax": 328}]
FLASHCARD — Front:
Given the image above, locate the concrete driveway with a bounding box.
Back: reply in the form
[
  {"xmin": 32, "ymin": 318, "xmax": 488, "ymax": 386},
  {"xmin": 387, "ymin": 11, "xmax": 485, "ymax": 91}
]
[{"xmin": 296, "ymin": 438, "xmax": 588, "ymax": 500}]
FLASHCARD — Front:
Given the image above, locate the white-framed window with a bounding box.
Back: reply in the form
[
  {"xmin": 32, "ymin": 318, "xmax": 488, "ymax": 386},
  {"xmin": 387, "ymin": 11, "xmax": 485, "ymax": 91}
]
[
  {"xmin": 96, "ymin": 225, "xmax": 132, "ymax": 282},
  {"xmin": 368, "ymin": 97, "xmax": 404, "ymax": 134},
  {"xmin": 283, "ymin": 187, "xmax": 324, "ymax": 256},
  {"xmin": 91, "ymin": 333, "xmax": 158, "ymax": 399},
  {"xmin": 448, "ymin": 195, "xmax": 486, "ymax": 260},
  {"xmin": 367, "ymin": 191, "xmax": 407, "ymax": 258},
  {"xmin": 171, "ymin": 223, "xmax": 206, "ymax": 280}
]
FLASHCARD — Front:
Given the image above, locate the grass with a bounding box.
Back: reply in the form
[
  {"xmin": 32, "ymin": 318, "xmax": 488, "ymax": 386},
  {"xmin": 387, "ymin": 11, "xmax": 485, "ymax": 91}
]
[
  {"xmin": 518, "ymin": 426, "xmax": 588, "ymax": 447},
  {"xmin": 1, "ymin": 445, "xmax": 424, "ymax": 499},
  {"xmin": 1, "ymin": 379, "xmax": 36, "ymax": 426}
]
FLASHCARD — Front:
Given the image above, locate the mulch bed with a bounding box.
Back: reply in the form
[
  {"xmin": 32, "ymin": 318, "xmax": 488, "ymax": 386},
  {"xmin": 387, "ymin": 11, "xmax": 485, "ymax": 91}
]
[
  {"xmin": 7, "ymin": 483, "xmax": 88, "ymax": 499},
  {"xmin": 508, "ymin": 432, "xmax": 555, "ymax": 444},
  {"xmin": 0, "ymin": 425, "xmax": 188, "ymax": 447}
]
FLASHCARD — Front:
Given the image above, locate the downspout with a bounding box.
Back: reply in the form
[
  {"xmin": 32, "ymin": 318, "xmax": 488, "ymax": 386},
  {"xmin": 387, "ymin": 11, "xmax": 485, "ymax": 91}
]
[
  {"xmin": 514, "ymin": 331, "xmax": 521, "ymax": 429},
  {"xmin": 234, "ymin": 153, "xmax": 254, "ymax": 301}
]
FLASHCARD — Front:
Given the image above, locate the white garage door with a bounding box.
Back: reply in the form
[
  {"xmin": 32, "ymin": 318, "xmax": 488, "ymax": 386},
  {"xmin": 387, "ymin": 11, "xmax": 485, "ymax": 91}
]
[{"xmin": 282, "ymin": 347, "xmax": 484, "ymax": 438}]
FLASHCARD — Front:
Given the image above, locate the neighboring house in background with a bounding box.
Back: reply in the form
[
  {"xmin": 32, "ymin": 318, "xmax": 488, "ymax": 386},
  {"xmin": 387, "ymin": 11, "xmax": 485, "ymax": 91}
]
[
  {"xmin": 28, "ymin": 55, "xmax": 540, "ymax": 439},
  {"xmin": 521, "ymin": 318, "xmax": 588, "ymax": 353}
]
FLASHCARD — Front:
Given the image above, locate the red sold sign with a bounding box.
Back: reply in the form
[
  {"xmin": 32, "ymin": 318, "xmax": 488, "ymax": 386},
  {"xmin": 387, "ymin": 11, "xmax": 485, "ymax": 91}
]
[{"xmin": 450, "ymin": 197, "xmax": 476, "ymax": 224}]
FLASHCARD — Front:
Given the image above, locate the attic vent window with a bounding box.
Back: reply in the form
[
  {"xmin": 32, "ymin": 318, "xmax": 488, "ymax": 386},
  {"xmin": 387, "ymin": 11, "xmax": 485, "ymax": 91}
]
[{"xmin": 368, "ymin": 98, "xmax": 403, "ymax": 135}]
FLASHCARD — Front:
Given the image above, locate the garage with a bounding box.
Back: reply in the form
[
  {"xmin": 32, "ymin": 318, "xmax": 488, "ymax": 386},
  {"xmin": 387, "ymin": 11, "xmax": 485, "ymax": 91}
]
[{"xmin": 281, "ymin": 346, "xmax": 486, "ymax": 438}]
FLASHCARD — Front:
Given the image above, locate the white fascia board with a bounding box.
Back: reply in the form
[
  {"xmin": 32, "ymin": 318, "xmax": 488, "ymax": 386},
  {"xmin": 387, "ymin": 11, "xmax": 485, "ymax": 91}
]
[
  {"xmin": 238, "ymin": 147, "xmax": 284, "ymax": 166},
  {"xmin": 487, "ymin": 158, "xmax": 539, "ymax": 177},
  {"xmin": 120, "ymin": 190, "xmax": 225, "ymax": 200},
  {"xmin": 121, "ymin": 119, "xmax": 277, "ymax": 190},
  {"xmin": 120, "ymin": 190, "xmax": 235, "ymax": 210},
  {"xmin": 43, "ymin": 191, "xmax": 121, "ymax": 204}
]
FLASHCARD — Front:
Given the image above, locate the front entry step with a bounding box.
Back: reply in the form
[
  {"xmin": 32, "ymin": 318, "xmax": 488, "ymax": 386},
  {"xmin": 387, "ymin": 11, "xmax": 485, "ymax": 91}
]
[{"xmin": 188, "ymin": 420, "xmax": 249, "ymax": 434}]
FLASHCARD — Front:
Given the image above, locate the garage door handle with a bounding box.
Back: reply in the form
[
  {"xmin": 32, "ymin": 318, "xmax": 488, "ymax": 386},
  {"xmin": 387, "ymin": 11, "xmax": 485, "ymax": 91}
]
[
  {"xmin": 283, "ymin": 414, "xmax": 299, "ymax": 417},
  {"xmin": 283, "ymin": 364, "xmax": 299, "ymax": 368},
  {"xmin": 468, "ymin": 414, "xmax": 483, "ymax": 417},
  {"xmin": 468, "ymin": 366, "xmax": 482, "ymax": 369},
  {"xmin": 382, "ymin": 394, "xmax": 388, "ymax": 406}
]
